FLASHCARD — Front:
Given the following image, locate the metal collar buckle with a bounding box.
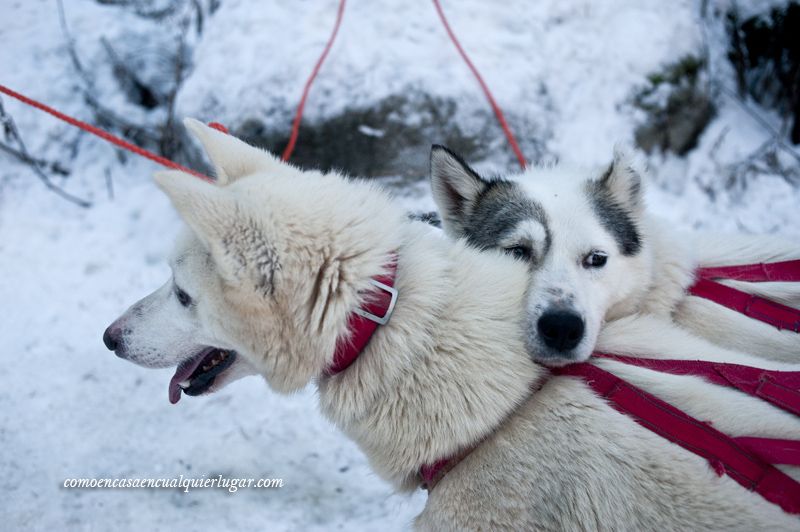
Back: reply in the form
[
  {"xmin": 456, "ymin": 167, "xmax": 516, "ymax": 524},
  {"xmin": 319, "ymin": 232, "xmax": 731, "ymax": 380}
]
[{"xmin": 353, "ymin": 279, "xmax": 398, "ymax": 325}]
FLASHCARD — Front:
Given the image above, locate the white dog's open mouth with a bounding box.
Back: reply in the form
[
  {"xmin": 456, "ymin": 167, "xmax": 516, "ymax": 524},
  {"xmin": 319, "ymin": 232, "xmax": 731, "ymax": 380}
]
[{"xmin": 168, "ymin": 348, "xmax": 237, "ymax": 404}]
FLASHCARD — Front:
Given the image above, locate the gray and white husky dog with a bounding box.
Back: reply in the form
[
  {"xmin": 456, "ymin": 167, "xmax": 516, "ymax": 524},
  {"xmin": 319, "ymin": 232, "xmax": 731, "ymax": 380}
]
[
  {"xmin": 103, "ymin": 121, "xmax": 799, "ymax": 529},
  {"xmin": 430, "ymin": 145, "xmax": 800, "ymax": 366}
]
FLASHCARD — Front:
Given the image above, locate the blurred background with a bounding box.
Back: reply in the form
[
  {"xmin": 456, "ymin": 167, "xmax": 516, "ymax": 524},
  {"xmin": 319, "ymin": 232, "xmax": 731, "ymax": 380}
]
[{"xmin": 1, "ymin": 0, "xmax": 798, "ymax": 530}]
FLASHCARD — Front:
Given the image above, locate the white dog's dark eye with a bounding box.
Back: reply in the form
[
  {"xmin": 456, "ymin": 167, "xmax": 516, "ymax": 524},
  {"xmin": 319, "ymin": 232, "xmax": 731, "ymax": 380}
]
[
  {"xmin": 175, "ymin": 286, "xmax": 192, "ymax": 307},
  {"xmin": 504, "ymin": 245, "xmax": 531, "ymax": 261},
  {"xmin": 583, "ymin": 251, "xmax": 608, "ymax": 269}
]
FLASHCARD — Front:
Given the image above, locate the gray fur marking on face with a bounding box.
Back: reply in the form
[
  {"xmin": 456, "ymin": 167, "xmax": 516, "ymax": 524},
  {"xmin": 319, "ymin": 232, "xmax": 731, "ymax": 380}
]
[
  {"xmin": 585, "ymin": 166, "xmax": 642, "ymax": 256},
  {"xmin": 465, "ymin": 180, "xmax": 552, "ymax": 263}
]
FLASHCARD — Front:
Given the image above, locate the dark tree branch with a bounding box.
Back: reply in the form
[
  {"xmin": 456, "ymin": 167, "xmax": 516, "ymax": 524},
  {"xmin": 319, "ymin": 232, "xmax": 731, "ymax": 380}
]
[
  {"xmin": 105, "ymin": 168, "xmax": 115, "ymax": 201},
  {"xmin": 0, "ymin": 142, "xmax": 70, "ymax": 176},
  {"xmin": 161, "ymin": 17, "xmax": 191, "ymax": 158},
  {"xmin": 0, "ymin": 98, "xmax": 92, "ymax": 208}
]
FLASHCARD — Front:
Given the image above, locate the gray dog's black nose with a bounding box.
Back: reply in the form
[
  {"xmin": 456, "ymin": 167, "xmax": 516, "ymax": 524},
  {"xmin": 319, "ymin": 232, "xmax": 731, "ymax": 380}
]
[
  {"xmin": 537, "ymin": 311, "xmax": 585, "ymax": 352},
  {"xmin": 103, "ymin": 327, "xmax": 119, "ymax": 351}
]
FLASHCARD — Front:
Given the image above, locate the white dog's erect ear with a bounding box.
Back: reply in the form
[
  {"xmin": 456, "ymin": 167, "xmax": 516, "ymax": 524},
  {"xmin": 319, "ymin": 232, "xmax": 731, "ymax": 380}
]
[
  {"xmin": 155, "ymin": 170, "xmax": 280, "ymax": 293},
  {"xmin": 430, "ymin": 145, "xmax": 489, "ymax": 237},
  {"xmin": 595, "ymin": 146, "xmax": 645, "ymax": 214},
  {"xmin": 154, "ymin": 169, "xmax": 234, "ymax": 241},
  {"xmin": 183, "ymin": 118, "xmax": 279, "ymax": 185}
]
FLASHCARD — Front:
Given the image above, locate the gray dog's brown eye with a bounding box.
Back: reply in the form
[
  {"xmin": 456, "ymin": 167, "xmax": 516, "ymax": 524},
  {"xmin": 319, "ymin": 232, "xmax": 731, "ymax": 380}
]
[
  {"xmin": 505, "ymin": 245, "xmax": 531, "ymax": 261},
  {"xmin": 175, "ymin": 286, "xmax": 192, "ymax": 307},
  {"xmin": 583, "ymin": 250, "xmax": 608, "ymax": 269}
]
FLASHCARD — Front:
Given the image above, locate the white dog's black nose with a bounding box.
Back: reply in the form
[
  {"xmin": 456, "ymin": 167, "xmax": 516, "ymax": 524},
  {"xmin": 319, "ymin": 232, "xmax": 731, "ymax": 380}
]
[
  {"xmin": 103, "ymin": 326, "xmax": 120, "ymax": 352},
  {"xmin": 537, "ymin": 311, "xmax": 585, "ymax": 352}
]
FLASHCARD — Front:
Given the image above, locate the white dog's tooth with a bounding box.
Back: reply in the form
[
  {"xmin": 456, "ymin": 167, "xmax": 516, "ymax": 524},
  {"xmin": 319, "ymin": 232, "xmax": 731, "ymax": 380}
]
[{"xmin": 179, "ymin": 380, "xmax": 191, "ymax": 388}]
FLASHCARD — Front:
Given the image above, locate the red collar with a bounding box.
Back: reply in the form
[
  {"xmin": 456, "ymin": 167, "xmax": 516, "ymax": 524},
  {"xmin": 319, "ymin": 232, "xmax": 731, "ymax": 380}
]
[{"xmin": 325, "ymin": 255, "xmax": 399, "ymax": 376}]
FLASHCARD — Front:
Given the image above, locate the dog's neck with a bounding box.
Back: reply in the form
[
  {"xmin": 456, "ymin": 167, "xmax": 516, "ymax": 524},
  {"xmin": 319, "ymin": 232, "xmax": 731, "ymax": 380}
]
[{"xmin": 317, "ymin": 222, "xmax": 543, "ymax": 490}]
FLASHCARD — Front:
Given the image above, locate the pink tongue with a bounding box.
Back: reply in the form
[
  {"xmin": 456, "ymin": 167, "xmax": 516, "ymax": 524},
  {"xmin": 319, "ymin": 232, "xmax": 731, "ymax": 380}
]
[
  {"xmin": 168, "ymin": 380, "xmax": 182, "ymax": 405},
  {"xmin": 168, "ymin": 348, "xmax": 214, "ymax": 404}
]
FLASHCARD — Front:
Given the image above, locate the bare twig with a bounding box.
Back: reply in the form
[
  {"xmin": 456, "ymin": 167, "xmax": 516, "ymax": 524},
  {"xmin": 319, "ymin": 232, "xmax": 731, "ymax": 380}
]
[
  {"xmin": 695, "ymin": 0, "xmax": 713, "ymax": 97},
  {"xmin": 57, "ymin": 0, "xmax": 94, "ymax": 90},
  {"xmin": 717, "ymin": 84, "xmax": 800, "ymax": 166},
  {"xmin": 0, "ymin": 98, "xmax": 92, "ymax": 208},
  {"xmin": 105, "ymin": 168, "xmax": 114, "ymax": 201},
  {"xmin": 95, "ymin": 0, "xmax": 176, "ymax": 20},
  {"xmin": 161, "ymin": 5, "xmax": 196, "ymax": 157},
  {"xmin": 191, "ymin": 0, "xmax": 204, "ymax": 35},
  {"xmin": 707, "ymin": 125, "xmax": 730, "ymax": 162},
  {"xmin": 712, "ymin": 132, "xmax": 800, "ymax": 192},
  {"xmin": 0, "ymin": 142, "xmax": 70, "ymax": 176}
]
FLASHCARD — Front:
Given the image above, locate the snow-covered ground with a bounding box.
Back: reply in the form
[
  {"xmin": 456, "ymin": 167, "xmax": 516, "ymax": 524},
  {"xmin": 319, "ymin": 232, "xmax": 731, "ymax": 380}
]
[{"xmin": 1, "ymin": 1, "xmax": 798, "ymax": 530}]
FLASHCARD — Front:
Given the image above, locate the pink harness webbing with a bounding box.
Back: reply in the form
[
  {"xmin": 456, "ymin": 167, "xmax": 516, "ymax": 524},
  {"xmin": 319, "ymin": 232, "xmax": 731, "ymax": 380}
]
[
  {"xmin": 555, "ymin": 360, "xmax": 800, "ymax": 515},
  {"xmin": 690, "ymin": 260, "xmax": 800, "ymax": 333}
]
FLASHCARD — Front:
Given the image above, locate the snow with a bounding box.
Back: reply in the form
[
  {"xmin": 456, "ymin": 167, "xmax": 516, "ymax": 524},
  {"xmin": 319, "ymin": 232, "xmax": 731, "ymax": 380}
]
[
  {"xmin": 179, "ymin": 0, "xmax": 704, "ymax": 165},
  {"xmin": 0, "ymin": 0, "xmax": 798, "ymax": 530}
]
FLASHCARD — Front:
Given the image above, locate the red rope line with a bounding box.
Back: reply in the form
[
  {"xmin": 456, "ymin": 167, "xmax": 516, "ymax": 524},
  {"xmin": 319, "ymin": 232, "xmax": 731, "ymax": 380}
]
[
  {"xmin": 0, "ymin": 83, "xmax": 211, "ymax": 181},
  {"xmin": 281, "ymin": 0, "xmax": 347, "ymax": 162},
  {"xmin": 431, "ymin": 0, "xmax": 527, "ymax": 169}
]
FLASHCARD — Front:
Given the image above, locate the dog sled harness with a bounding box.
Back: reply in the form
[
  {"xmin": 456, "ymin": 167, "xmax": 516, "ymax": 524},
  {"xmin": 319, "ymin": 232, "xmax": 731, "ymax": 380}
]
[
  {"xmin": 421, "ymin": 355, "xmax": 800, "ymax": 515},
  {"xmin": 325, "ymin": 255, "xmax": 399, "ymax": 375},
  {"xmin": 690, "ymin": 259, "xmax": 800, "ymax": 333}
]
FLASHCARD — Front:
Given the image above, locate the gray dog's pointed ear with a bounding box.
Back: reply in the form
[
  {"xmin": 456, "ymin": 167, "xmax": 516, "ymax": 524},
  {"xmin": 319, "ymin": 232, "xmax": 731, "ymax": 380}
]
[
  {"xmin": 183, "ymin": 118, "xmax": 279, "ymax": 186},
  {"xmin": 430, "ymin": 145, "xmax": 489, "ymax": 237},
  {"xmin": 595, "ymin": 146, "xmax": 645, "ymax": 214},
  {"xmin": 587, "ymin": 147, "xmax": 646, "ymax": 256}
]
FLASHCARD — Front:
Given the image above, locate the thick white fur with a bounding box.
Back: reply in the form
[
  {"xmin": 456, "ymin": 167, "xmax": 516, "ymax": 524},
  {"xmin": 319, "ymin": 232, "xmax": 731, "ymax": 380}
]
[{"xmin": 108, "ymin": 121, "xmax": 799, "ymax": 529}]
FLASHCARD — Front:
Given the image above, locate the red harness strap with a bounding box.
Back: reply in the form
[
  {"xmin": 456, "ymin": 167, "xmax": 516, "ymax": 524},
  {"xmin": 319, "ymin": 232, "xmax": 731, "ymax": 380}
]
[
  {"xmin": 690, "ymin": 278, "xmax": 800, "ymax": 333},
  {"xmin": 593, "ymin": 353, "xmax": 800, "ymax": 417},
  {"xmin": 735, "ymin": 437, "xmax": 800, "ymax": 466},
  {"xmin": 689, "ymin": 260, "xmax": 800, "ymax": 333},
  {"xmin": 697, "ymin": 260, "xmax": 800, "ymax": 283},
  {"xmin": 554, "ymin": 362, "xmax": 800, "ymax": 515}
]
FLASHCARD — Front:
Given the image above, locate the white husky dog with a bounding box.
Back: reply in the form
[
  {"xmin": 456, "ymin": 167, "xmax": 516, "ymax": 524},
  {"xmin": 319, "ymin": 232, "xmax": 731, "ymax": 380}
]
[
  {"xmin": 429, "ymin": 145, "xmax": 800, "ymax": 366},
  {"xmin": 104, "ymin": 120, "xmax": 799, "ymax": 529}
]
